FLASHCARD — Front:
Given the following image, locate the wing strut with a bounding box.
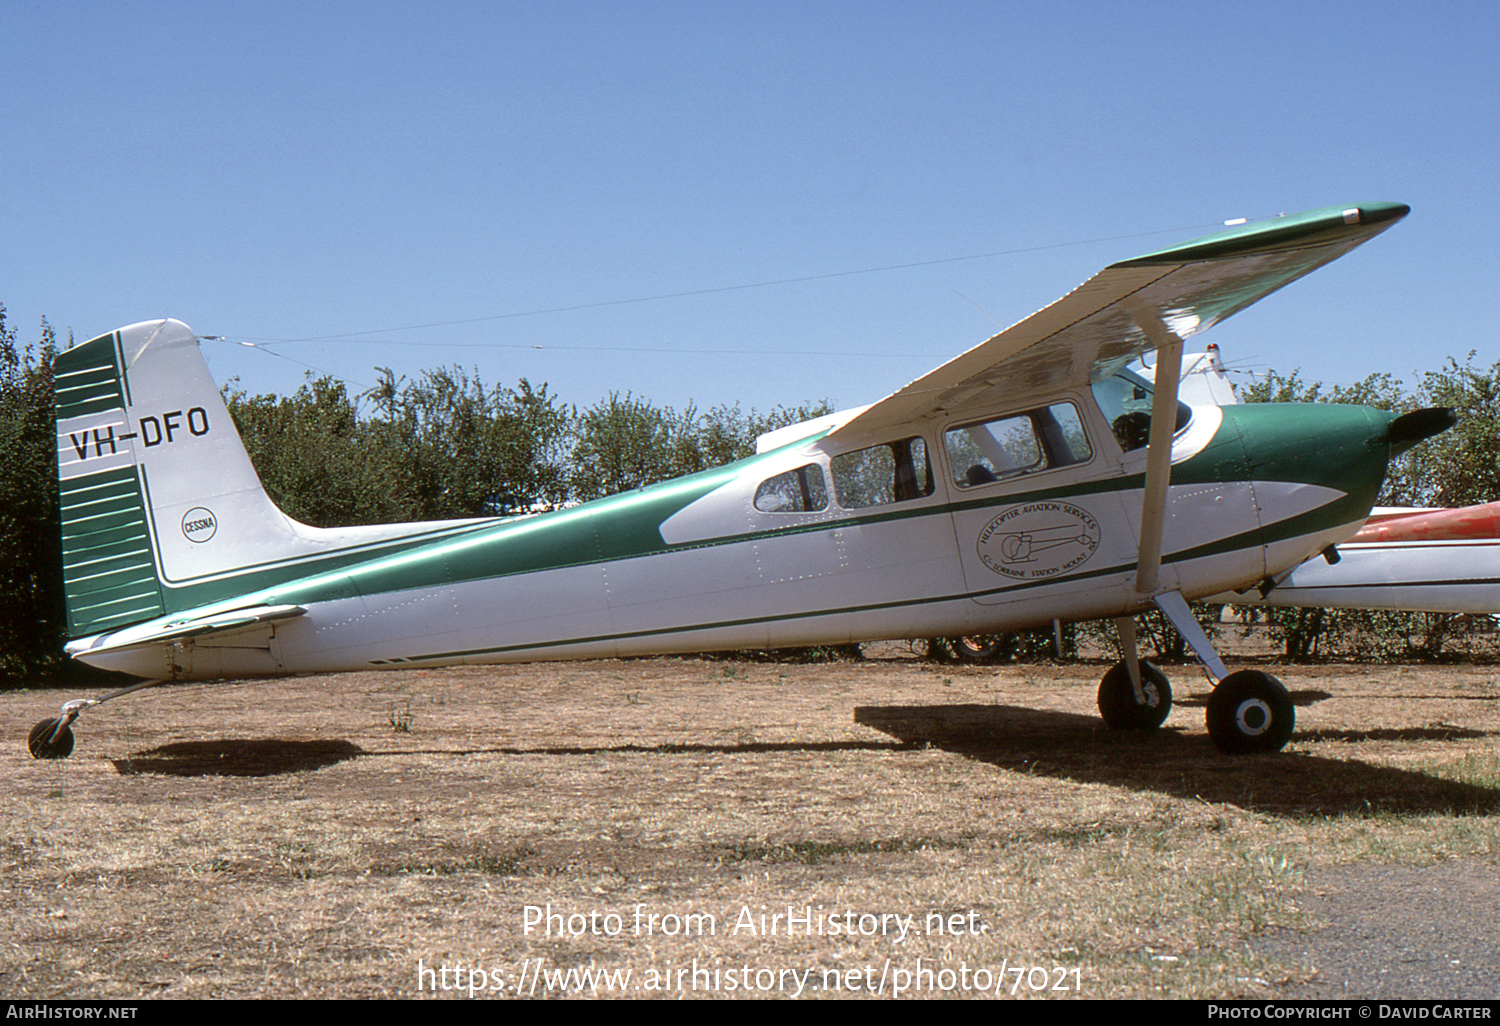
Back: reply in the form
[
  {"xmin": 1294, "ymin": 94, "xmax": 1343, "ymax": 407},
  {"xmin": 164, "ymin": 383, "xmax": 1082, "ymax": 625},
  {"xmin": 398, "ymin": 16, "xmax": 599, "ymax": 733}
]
[
  {"xmin": 1152, "ymin": 590, "xmax": 1229, "ymax": 682},
  {"xmin": 1128, "ymin": 303, "xmax": 1183, "ymax": 595},
  {"xmin": 1121, "ymin": 304, "xmax": 1233, "ymax": 685}
]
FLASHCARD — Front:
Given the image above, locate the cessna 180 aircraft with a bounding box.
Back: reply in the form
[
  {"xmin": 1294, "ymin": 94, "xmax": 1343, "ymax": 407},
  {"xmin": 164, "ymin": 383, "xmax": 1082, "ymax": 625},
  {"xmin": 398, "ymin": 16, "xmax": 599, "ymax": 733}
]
[{"xmin": 30, "ymin": 202, "xmax": 1454, "ymax": 761}]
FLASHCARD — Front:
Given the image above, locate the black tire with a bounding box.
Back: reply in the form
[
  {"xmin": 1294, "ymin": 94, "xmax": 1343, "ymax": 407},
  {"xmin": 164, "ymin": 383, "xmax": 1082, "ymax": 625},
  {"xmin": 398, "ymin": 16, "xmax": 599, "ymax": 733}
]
[
  {"xmin": 949, "ymin": 635, "xmax": 1011, "ymax": 664},
  {"xmin": 1097, "ymin": 659, "xmax": 1172, "ymax": 730},
  {"xmin": 1206, "ymin": 670, "xmax": 1295, "ymax": 754},
  {"xmin": 28, "ymin": 718, "xmax": 75, "ymax": 760}
]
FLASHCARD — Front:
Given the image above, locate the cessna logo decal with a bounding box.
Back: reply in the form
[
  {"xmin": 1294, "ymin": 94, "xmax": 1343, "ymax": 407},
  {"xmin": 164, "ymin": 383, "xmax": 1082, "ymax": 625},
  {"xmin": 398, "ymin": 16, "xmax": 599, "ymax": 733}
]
[
  {"xmin": 977, "ymin": 501, "xmax": 1099, "ymax": 579},
  {"xmin": 181, "ymin": 507, "xmax": 218, "ymax": 543}
]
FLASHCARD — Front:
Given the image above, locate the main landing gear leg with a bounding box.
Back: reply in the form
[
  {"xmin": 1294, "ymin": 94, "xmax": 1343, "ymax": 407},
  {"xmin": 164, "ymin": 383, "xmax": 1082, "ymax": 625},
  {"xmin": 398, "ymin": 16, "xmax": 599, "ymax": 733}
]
[
  {"xmin": 1097, "ymin": 615, "xmax": 1172, "ymax": 729},
  {"xmin": 27, "ymin": 679, "xmax": 164, "ymax": 760},
  {"xmin": 1150, "ymin": 591, "xmax": 1296, "ymax": 754}
]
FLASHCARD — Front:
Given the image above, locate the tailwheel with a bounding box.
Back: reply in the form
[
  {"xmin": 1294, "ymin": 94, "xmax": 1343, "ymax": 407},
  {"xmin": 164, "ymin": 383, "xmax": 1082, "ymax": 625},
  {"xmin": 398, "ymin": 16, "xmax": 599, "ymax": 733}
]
[
  {"xmin": 1097, "ymin": 659, "xmax": 1172, "ymax": 730},
  {"xmin": 1206, "ymin": 670, "xmax": 1295, "ymax": 754},
  {"xmin": 28, "ymin": 718, "xmax": 76, "ymax": 760}
]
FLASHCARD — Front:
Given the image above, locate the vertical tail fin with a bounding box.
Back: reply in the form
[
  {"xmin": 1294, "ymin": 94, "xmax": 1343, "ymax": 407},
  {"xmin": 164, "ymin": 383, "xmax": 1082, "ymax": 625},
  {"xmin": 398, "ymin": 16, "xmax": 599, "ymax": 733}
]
[
  {"xmin": 57, "ymin": 319, "xmax": 485, "ymax": 640},
  {"xmin": 58, "ymin": 319, "xmax": 312, "ymax": 635}
]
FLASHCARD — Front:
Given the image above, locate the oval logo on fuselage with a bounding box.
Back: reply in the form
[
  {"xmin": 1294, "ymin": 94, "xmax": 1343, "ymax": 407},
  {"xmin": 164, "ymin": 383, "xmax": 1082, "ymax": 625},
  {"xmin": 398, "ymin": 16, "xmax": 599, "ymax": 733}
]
[
  {"xmin": 181, "ymin": 507, "xmax": 218, "ymax": 543},
  {"xmin": 977, "ymin": 501, "xmax": 1099, "ymax": 579}
]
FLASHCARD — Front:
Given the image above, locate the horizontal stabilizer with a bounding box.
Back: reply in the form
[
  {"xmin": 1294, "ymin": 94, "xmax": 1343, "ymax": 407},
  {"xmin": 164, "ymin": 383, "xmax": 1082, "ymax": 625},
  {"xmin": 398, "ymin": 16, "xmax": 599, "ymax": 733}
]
[{"xmin": 65, "ymin": 604, "xmax": 306, "ymax": 658}]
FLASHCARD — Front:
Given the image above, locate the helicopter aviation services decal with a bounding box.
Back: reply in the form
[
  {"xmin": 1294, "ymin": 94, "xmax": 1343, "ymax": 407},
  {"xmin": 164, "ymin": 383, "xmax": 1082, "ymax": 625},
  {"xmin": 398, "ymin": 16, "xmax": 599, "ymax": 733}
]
[{"xmin": 976, "ymin": 501, "xmax": 1100, "ymax": 579}]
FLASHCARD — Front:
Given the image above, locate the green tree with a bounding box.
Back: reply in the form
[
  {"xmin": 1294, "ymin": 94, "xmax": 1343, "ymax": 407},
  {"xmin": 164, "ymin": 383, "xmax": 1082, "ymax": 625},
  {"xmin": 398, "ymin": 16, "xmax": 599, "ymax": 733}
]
[
  {"xmin": 567, "ymin": 392, "xmax": 689, "ymax": 502},
  {"xmin": 364, "ymin": 367, "xmax": 571, "ymax": 519},
  {"xmin": 227, "ymin": 375, "xmax": 416, "ymax": 527},
  {"xmin": 1411, "ymin": 354, "xmax": 1500, "ymax": 507},
  {"xmin": 0, "ymin": 306, "xmax": 65, "ymax": 680},
  {"xmin": 566, "ymin": 394, "xmax": 836, "ymax": 502}
]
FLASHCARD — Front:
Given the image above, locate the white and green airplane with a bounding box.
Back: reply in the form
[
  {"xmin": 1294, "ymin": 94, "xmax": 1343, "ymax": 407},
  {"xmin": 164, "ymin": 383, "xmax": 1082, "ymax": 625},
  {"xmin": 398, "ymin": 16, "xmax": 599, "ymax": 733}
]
[{"xmin": 30, "ymin": 202, "xmax": 1453, "ymax": 760}]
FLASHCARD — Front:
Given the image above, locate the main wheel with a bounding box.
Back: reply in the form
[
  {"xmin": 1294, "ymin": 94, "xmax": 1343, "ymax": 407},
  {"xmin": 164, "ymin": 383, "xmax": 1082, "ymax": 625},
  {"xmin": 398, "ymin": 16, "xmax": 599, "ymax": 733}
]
[
  {"xmin": 1206, "ymin": 670, "xmax": 1295, "ymax": 754},
  {"xmin": 948, "ymin": 634, "xmax": 1012, "ymax": 664},
  {"xmin": 28, "ymin": 718, "xmax": 75, "ymax": 760},
  {"xmin": 1097, "ymin": 659, "xmax": 1172, "ymax": 730}
]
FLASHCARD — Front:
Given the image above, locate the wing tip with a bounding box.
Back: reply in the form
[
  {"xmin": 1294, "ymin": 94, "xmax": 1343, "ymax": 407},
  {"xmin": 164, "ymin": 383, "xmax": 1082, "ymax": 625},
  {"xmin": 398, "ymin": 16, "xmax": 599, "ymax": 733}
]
[{"xmin": 1113, "ymin": 202, "xmax": 1410, "ymax": 268}]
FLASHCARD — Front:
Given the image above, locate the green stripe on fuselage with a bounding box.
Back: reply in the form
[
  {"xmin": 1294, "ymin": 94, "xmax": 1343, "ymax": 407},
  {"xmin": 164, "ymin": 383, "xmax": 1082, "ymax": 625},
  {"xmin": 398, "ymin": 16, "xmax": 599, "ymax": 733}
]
[
  {"xmin": 370, "ymin": 496, "xmax": 1373, "ymax": 667},
  {"xmin": 253, "ymin": 401, "xmax": 1390, "ymax": 609},
  {"xmin": 253, "ymin": 462, "xmax": 747, "ymax": 607}
]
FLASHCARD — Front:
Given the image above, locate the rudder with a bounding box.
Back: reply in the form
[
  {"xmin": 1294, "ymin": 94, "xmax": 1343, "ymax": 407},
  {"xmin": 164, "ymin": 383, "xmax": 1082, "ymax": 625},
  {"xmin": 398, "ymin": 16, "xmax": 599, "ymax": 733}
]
[{"xmin": 56, "ymin": 327, "xmax": 166, "ymax": 636}]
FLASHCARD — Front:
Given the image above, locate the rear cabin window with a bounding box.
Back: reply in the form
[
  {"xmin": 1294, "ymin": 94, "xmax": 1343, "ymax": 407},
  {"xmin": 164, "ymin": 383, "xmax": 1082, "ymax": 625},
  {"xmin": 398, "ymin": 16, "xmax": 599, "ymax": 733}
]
[
  {"xmin": 830, "ymin": 437, "xmax": 934, "ymax": 509},
  {"xmin": 754, "ymin": 465, "xmax": 829, "ymax": 513},
  {"xmin": 944, "ymin": 403, "xmax": 1091, "ymax": 488}
]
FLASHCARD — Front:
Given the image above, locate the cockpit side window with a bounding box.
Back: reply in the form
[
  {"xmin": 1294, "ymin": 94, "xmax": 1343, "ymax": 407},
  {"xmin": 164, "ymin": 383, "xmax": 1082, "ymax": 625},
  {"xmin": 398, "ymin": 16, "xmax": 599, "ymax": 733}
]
[
  {"xmin": 1090, "ymin": 369, "xmax": 1192, "ymax": 452},
  {"xmin": 754, "ymin": 464, "xmax": 829, "ymax": 513},
  {"xmin": 830, "ymin": 436, "xmax": 934, "ymax": 509},
  {"xmin": 944, "ymin": 403, "xmax": 1091, "ymax": 488}
]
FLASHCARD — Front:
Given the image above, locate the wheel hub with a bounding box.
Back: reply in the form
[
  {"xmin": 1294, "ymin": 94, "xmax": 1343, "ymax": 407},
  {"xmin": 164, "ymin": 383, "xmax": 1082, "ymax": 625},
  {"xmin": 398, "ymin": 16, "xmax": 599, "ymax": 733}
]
[{"xmin": 1235, "ymin": 698, "xmax": 1272, "ymax": 736}]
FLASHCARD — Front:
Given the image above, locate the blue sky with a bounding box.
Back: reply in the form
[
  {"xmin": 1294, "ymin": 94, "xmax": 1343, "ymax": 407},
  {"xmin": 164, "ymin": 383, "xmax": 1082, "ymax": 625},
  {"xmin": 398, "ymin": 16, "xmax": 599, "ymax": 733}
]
[{"xmin": 5, "ymin": 0, "xmax": 1496, "ymax": 417}]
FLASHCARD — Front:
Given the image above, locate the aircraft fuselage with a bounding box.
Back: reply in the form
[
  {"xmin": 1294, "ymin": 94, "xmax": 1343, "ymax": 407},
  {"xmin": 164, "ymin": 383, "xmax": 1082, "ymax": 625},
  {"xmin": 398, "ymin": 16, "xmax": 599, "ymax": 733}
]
[{"xmin": 70, "ymin": 391, "xmax": 1396, "ymax": 681}]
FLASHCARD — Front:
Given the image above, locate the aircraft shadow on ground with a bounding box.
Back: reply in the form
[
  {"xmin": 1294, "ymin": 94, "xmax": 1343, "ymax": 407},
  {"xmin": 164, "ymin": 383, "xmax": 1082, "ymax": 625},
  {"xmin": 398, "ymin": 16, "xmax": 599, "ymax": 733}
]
[
  {"xmin": 107, "ymin": 736, "xmax": 912, "ymax": 777},
  {"xmin": 103, "ymin": 710, "xmax": 1499, "ymax": 817},
  {"xmin": 853, "ymin": 704, "xmax": 1500, "ymax": 818},
  {"xmin": 112, "ymin": 738, "xmax": 365, "ymax": 777}
]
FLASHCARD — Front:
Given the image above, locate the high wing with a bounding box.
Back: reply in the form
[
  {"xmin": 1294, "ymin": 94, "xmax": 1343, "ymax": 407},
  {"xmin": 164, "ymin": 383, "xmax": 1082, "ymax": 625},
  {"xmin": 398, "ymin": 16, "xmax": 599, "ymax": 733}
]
[{"xmin": 826, "ymin": 202, "xmax": 1409, "ymax": 443}]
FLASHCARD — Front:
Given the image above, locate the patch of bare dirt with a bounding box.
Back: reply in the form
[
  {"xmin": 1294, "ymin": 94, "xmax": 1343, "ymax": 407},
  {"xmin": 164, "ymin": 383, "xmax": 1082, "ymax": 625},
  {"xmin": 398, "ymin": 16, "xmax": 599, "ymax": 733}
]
[{"xmin": 5, "ymin": 651, "xmax": 1499, "ymax": 998}]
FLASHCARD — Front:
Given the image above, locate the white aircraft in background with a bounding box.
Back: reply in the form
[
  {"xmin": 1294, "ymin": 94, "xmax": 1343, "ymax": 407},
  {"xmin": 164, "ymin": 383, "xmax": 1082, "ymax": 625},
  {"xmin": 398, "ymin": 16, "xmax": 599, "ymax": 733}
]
[
  {"xmin": 1225, "ymin": 502, "xmax": 1500, "ymax": 614},
  {"xmin": 31, "ymin": 202, "xmax": 1452, "ymax": 761},
  {"xmin": 1139, "ymin": 342, "xmax": 1241, "ymax": 407}
]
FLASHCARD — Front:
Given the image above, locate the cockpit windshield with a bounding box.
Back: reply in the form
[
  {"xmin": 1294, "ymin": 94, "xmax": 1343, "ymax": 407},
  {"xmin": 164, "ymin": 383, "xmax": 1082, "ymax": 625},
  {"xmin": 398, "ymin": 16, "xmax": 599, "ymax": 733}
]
[{"xmin": 1091, "ymin": 369, "xmax": 1192, "ymax": 452}]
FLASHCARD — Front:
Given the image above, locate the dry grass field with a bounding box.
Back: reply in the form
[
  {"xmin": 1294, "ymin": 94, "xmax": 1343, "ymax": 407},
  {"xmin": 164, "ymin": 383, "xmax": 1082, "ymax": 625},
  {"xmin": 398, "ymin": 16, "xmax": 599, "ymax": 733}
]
[{"xmin": 5, "ymin": 646, "xmax": 1500, "ymax": 1000}]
